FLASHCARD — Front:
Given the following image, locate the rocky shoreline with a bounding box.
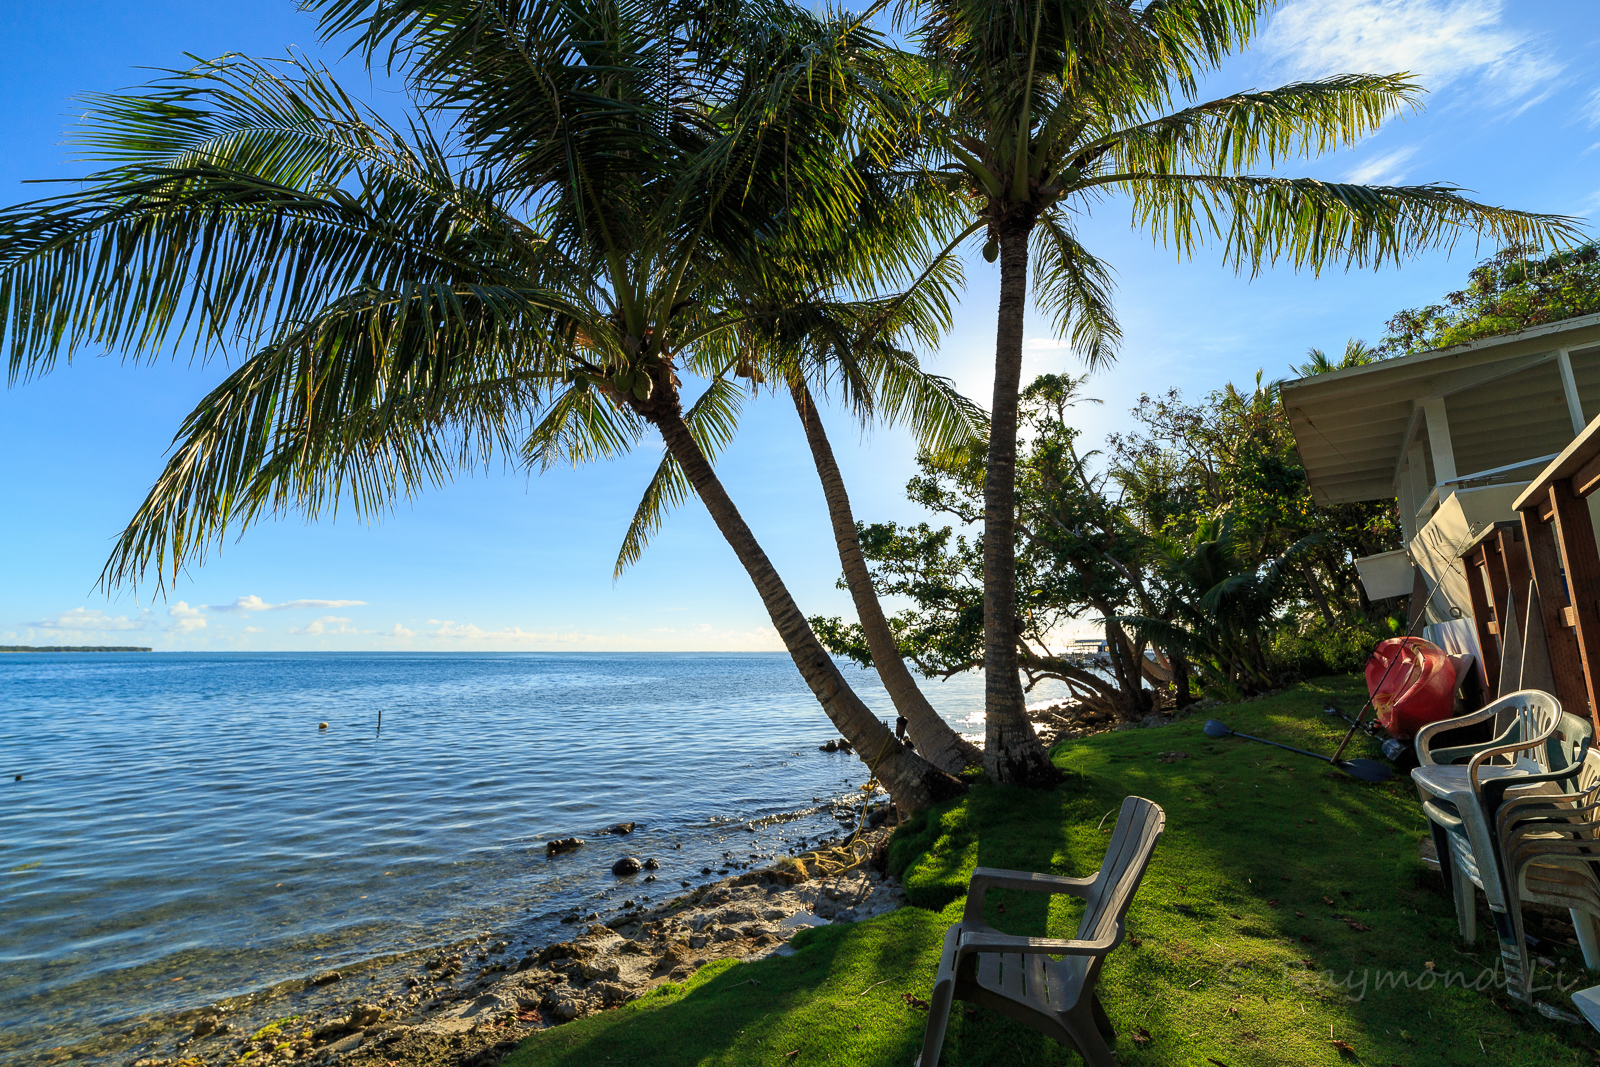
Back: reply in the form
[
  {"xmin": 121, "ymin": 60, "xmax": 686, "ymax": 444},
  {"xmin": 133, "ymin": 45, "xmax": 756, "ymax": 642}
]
[
  {"xmin": 67, "ymin": 709, "xmax": 1134, "ymax": 1067},
  {"xmin": 109, "ymin": 819, "xmax": 906, "ymax": 1067}
]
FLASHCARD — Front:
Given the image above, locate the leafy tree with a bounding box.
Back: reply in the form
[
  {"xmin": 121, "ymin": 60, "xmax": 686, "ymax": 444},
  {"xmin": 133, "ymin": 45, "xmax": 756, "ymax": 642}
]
[
  {"xmin": 1119, "ymin": 509, "xmax": 1315, "ymax": 699},
  {"xmin": 815, "ymin": 373, "xmax": 1158, "ymax": 720},
  {"xmin": 1108, "ymin": 375, "xmax": 1398, "ymax": 623},
  {"xmin": 1380, "ymin": 242, "xmax": 1600, "ymax": 356},
  {"xmin": 898, "ymin": 0, "xmax": 1576, "ymax": 783},
  {"xmin": 0, "ymin": 3, "xmax": 968, "ymax": 810}
]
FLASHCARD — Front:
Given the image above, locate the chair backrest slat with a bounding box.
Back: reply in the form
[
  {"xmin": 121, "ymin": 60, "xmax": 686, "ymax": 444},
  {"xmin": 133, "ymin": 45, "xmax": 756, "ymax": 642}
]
[{"xmin": 1077, "ymin": 796, "xmax": 1165, "ymax": 943}]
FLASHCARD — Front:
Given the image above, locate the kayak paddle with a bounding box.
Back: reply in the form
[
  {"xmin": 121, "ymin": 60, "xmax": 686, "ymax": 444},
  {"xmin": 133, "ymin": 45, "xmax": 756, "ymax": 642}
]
[{"xmin": 1204, "ymin": 719, "xmax": 1393, "ymax": 783}]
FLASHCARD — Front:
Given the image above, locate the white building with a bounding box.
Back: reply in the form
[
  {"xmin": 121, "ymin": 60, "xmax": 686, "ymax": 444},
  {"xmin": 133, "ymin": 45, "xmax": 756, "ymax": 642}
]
[{"xmin": 1280, "ymin": 312, "xmax": 1600, "ymax": 674}]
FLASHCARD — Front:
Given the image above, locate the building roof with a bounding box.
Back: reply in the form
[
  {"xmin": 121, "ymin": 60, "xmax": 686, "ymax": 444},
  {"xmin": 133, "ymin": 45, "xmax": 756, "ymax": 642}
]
[
  {"xmin": 1515, "ymin": 409, "xmax": 1600, "ymax": 510},
  {"xmin": 1280, "ymin": 312, "xmax": 1600, "ymax": 505}
]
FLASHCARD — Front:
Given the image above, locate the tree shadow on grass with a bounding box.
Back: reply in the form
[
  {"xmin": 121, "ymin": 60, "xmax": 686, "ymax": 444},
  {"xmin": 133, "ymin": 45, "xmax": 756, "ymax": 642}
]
[{"xmin": 508, "ymin": 678, "xmax": 1591, "ymax": 1066}]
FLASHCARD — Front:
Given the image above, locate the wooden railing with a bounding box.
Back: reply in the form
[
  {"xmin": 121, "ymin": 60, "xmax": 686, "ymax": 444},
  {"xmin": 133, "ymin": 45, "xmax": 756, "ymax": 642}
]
[{"xmin": 1512, "ymin": 417, "xmax": 1600, "ymax": 733}]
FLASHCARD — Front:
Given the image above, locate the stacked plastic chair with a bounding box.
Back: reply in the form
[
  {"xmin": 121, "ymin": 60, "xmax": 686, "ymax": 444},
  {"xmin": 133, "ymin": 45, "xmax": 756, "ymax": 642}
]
[
  {"xmin": 1410, "ymin": 690, "xmax": 1590, "ymax": 999},
  {"xmin": 1497, "ymin": 749, "xmax": 1600, "ymax": 1010}
]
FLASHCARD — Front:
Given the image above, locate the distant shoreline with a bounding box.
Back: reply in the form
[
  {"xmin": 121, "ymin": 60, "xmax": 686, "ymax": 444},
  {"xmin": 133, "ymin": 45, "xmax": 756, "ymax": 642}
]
[{"xmin": 0, "ymin": 646, "xmax": 153, "ymax": 653}]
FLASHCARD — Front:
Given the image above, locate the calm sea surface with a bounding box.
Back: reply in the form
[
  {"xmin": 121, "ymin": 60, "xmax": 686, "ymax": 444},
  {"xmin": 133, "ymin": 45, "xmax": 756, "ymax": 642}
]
[{"xmin": 0, "ymin": 651, "xmax": 1038, "ymax": 1062}]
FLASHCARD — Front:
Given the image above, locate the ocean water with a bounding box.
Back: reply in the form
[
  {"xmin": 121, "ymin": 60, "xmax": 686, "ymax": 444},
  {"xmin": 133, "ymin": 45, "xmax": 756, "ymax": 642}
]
[{"xmin": 0, "ymin": 651, "xmax": 1035, "ymax": 1063}]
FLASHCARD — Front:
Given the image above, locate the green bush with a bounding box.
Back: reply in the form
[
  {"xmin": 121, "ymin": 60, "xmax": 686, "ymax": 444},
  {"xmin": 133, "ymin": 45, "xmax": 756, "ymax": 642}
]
[{"xmin": 1268, "ymin": 615, "xmax": 1400, "ymax": 678}]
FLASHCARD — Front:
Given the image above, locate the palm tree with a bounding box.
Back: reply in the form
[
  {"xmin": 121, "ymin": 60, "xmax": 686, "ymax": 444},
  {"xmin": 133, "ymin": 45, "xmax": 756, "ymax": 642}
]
[
  {"xmin": 788, "ymin": 373, "xmax": 985, "ymax": 772},
  {"xmin": 899, "ymin": 0, "xmax": 1580, "ymax": 784},
  {"xmin": 600, "ymin": 143, "xmax": 989, "ymax": 774},
  {"xmin": 0, "ymin": 3, "xmax": 964, "ymax": 809},
  {"xmin": 1291, "ymin": 338, "xmax": 1378, "ymax": 378},
  {"xmin": 615, "ymin": 330, "xmax": 989, "ymax": 774}
]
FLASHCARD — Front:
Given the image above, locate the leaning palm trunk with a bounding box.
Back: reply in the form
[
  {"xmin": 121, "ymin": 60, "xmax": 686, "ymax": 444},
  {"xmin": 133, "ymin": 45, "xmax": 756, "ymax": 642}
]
[
  {"xmin": 790, "ymin": 379, "xmax": 981, "ymax": 774},
  {"xmin": 643, "ymin": 394, "xmax": 965, "ymax": 812},
  {"xmin": 981, "ymin": 228, "xmax": 1057, "ymax": 784}
]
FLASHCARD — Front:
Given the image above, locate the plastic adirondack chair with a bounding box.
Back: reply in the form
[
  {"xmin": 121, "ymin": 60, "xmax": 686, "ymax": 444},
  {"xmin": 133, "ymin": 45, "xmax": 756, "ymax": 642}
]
[
  {"xmin": 916, "ymin": 796, "xmax": 1164, "ymax": 1067},
  {"xmin": 1410, "ymin": 691, "xmax": 1584, "ymax": 997},
  {"xmin": 1497, "ymin": 749, "xmax": 1600, "ymax": 1003}
]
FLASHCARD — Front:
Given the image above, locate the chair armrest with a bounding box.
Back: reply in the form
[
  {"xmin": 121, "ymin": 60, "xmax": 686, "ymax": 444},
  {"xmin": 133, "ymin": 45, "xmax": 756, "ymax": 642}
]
[
  {"xmin": 932, "ymin": 922, "xmax": 965, "ymax": 982},
  {"xmin": 957, "ymin": 930, "xmax": 1118, "ymax": 958},
  {"xmin": 1421, "ymin": 799, "xmax": 1465, "ymax": 831},
  {"xmin": 1416, "ymin": 707, "xmax": 1501, "ymax": 764},
  {"xmin": 1469, "ymin": 733, "xmax": 1555, "ymax": 792},
  {"xmin": 1481, "ymin": 742, "xmax": 1591, "ymax": 822},
  {"xmin": 963, "ymin": 867, "xmax": 1097, "ymax": 924}
]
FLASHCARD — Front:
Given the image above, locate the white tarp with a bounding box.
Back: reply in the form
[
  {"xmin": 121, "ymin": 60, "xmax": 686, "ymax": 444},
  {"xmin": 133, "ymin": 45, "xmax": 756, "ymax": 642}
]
[
  {"xmin": 1408, "ymin": 483, "xmax": 1533, "ymax": 682},
  {"xmin": 1409, "ymin": 483, "xmax": 1531, "ymax": 625}
]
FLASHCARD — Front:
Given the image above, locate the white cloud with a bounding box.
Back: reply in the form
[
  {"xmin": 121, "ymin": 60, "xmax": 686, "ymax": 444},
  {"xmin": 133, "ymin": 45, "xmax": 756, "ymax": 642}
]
[
  {"xmin": 385, "ymin": 623, "xmax": 415, "ymax": 638},
  {"xmin": 1342, "ymin": 145, "xmax": 1419, "ymax": 185},
  {"xmin": 243, "ymin": 626, "xmax": 265, "ymax": 634},
  {"xmin": 290, "ymin": 615, "xmax": 360, "ymax": 636},
  {"xmin": 168, "ymin": 601, "xmax": 207, "ymax": 634},
  {"xmin": 207, "ymin": 595, "xmax": 367, "ymax": 613},
  {"xmin": 1260, "ymin": 0, "xmax": 1556, "ymax": 108},
  {"xmin": 30, "ymin": 607, "xmax": 151, "ymax": 632}
]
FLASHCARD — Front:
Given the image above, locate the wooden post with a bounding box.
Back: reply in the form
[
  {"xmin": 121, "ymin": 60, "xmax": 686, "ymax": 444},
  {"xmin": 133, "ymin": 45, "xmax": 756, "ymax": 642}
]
[
  {"xmin": 1482, "ymin": 537, "xmax": 1512, "ymax": 627},
  {"xmin": 1549, "ymin": 480, "xmax": 1600, "ymax": 731},
  {"xmin": 1463, "ymin": 544, "xmax": 1499, "ymax": 693},
  {"xmin": 1496, "ymin": 524, "xmax": 1533, "ymax": 626},
  {"xmin": 1521, "ymin": 505, "xmax": 1592, "ymax": 720},
  {"xmin": 1496, "ymin": 522, "xmax": 1544, "ymax": 689}
]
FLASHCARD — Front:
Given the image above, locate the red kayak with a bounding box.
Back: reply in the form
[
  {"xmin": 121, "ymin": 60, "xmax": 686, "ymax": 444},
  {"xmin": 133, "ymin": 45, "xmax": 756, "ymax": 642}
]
[{"xmin": 1366, "ymin": 637, "xmax": 1457, "ymax": 739}]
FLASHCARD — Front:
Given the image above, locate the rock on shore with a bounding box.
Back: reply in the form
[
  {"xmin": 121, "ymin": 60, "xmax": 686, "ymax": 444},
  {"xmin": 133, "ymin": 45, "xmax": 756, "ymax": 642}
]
[{"xmin": 118, "ymin": 828, "xmax": 905, "ymax": 1067}]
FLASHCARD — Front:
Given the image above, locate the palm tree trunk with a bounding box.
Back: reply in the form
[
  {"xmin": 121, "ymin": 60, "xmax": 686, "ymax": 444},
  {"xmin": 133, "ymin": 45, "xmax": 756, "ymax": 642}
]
[
  {"xmin": 789, "ymin": 379, "xmax": 982, "ymax": 774},
  {"xmin": 1171, "ymin": 650, "xmax": 1194, "ymax": 708},
  {"xmin": 983, "ymin": 226, "xmax": 1056, "ymax": 785},
  {"xmin": 644, "ymin": 401, "xmax": 965, "ymax": 812}
]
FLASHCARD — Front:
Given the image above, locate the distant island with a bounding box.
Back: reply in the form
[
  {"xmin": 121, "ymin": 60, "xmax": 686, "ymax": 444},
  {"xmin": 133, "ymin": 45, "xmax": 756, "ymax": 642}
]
[{"xmin": 0, "ymin": 646, "xmax": 153, "ymax": 653}]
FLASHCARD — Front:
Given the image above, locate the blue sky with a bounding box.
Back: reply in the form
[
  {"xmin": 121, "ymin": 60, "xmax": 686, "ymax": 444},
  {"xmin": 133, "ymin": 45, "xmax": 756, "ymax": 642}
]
[{"xmin": 3, "ymin": 0, "xmax": 1598, "ymax": 652}]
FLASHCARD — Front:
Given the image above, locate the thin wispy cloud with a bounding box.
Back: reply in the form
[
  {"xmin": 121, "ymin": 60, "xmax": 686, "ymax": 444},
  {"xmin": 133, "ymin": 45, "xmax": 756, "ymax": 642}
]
[
  {"xmin": 29, "ymin": 607, "xmax": 150, "ymax": 632},
  {"xmin": 1343, "ymin": 145, "xmax": 1420, "ymax": 185},
  {"xmin": 207, "ymin": 595, "xmax": 367, "ymax": 613},
  {"xmin": 1260, "ymin": 0, "xmax": 1558, "ymax": 112}
]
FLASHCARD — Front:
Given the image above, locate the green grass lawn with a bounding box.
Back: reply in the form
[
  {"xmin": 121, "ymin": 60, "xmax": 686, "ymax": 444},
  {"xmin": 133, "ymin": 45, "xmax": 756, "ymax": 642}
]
[{"xmin": 502, "ymin": 676, "xmax": 1598, "ymax": 1066}]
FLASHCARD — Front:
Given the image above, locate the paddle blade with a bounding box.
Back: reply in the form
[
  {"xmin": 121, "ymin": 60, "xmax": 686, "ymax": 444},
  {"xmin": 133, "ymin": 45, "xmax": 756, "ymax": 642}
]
[
  {"xmin": 1203, "ymin": 719, "xmax": 1233, "ymax": 738},
  {"xmin": 1340, "ymin": 759, "xmax": 1393, "ymax": 783}
]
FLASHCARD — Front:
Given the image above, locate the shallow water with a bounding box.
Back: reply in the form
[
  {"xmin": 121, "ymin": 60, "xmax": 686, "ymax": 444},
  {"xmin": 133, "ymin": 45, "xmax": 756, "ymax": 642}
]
[{"xmin": 0, "ymin": 651, "xmax": 1045, "ymax": 1062}]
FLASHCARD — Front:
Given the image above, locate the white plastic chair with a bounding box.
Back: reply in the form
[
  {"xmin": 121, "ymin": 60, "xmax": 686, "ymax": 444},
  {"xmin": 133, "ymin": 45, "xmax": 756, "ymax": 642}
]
[
  {"xmin": 1498, "ymin": 749, "xmax": 1600, "ymax": 1002},
  {"xmin": 1410, "ymin": 690, "xmax": 1580, "ymax": 997}
]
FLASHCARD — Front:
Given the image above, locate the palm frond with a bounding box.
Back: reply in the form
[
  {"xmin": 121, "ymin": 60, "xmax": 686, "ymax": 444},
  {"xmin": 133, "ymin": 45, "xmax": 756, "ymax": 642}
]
[
  {"xmin": 1031, "ymin": 213, "xmax": 1121, "ymax": 367},
  {"xmin": 522, "ymin": 383, "xmax": 645, "ymax": 470},
  {"xmin": 0, "ymin": 52, "xmax": 548, "ymax": 382},
  {"xmin": 1093, "ymin": 75, "xmax": 1420, "ymax": 176},
  {"xmin": 1116, "ymin": 173, "xmax": 1583, "ymax": 276},
  {"xmin": 613, "ymin": 374, "xmax": 747, "ymax": 577},
  {"xmin": 101, "ymin": 281, "xmax": 559, "ymax": 590}
]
